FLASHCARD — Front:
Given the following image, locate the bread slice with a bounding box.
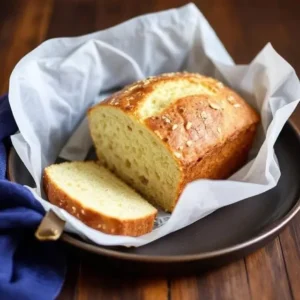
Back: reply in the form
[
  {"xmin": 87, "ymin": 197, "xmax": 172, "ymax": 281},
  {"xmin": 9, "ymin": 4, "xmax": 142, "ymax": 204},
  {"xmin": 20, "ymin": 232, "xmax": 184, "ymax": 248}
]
[
  {"xmin": 88, "ymin": 72, "xmax": 260, "ymax": 212},
  {"xmin": 43, "ymin": 161, "xmax": 157, "ymax": 236}
]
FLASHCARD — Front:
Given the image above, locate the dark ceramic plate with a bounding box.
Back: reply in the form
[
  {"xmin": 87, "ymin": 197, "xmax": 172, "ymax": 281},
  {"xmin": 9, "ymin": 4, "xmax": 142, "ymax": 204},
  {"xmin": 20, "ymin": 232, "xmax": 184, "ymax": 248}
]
[{"xmin": 8, "ymin": 115, "xmax": 300, "ymax": 274}]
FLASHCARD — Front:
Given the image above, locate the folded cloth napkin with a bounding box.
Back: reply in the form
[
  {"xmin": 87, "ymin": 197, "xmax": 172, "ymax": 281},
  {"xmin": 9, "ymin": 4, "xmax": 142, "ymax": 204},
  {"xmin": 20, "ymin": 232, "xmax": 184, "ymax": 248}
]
[{"xmin": 0, "ymin": 95, "xmax": 66, "ymax": 300}]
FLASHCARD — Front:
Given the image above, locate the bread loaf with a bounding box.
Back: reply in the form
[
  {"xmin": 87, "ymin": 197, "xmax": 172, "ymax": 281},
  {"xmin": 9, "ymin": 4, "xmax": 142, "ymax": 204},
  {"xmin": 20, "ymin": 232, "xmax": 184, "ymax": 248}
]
[
  {"xmin": 88, "ymin": 72, "xmax": 260, "ymax": 212},
  {"xmin": 44, "ymin": 161, "xmax": 157, "ymax": 236}
]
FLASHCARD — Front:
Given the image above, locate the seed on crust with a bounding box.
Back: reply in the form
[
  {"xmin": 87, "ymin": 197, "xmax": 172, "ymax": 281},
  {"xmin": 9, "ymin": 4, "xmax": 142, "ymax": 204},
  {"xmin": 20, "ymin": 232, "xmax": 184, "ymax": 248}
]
[
  {"xmin": 201, "ymin": 111, "xmax": 208, "ymax": 119},
  {"xmin": 216, "ymin": 82, "xmax": 224, "ymax": 89},
  {"xmin": 174, "ymin": 152, "xmax": 182, "ymax": 158},
  {"xmin": 154, "ymin": 130, "xmax": 163, "ymax": 139},
  {"xmin": 227, "ymin": 95, "xmax": 235, "ymax": 104},
  {"xmin": 186, "ymin": 122, "xmax": 192, "ymax": 130},
  {"xmin": 209, "ymin": 103, "xmax": 221, "ymax": 110},
  {"xmin": 162, "ymin": 116, "xmax": 171, "ymax": 123}
]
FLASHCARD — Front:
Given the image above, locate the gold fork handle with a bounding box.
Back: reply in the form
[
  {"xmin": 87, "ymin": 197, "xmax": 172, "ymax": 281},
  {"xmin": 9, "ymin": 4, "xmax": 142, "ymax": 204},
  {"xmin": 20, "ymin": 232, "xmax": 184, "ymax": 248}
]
[{"xmin": 35, "ymin": 210, "xmax": 65, "ymax": 241}]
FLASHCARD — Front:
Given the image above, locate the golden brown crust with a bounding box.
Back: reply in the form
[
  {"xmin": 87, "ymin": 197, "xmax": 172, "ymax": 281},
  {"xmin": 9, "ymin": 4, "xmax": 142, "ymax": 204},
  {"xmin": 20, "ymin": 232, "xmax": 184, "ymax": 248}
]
[
  {"xmin": 145, "ymin": 90, "xmax": 259, "ymax": 166},
  {"xmin": 88, "ymin": 72, "xmax": 228, "ymax": 116},
  {"xmin": 89, "ymin": 72, "xmax": 260, "ymax": 212},
  {"xmin": 43, "ymin": 170, "xmax": 157, "ymax": 237},
  {"xmin": 171, "ymin": 124, "xmax": 258, "ymax": 210}
]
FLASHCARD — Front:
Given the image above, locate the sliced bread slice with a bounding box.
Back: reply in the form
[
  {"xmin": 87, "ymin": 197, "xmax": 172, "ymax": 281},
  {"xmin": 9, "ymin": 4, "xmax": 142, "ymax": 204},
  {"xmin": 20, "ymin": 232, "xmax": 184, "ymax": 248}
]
[{"xmin": 43, "ymin": 161, "xmax": 157, "ymax": 236}]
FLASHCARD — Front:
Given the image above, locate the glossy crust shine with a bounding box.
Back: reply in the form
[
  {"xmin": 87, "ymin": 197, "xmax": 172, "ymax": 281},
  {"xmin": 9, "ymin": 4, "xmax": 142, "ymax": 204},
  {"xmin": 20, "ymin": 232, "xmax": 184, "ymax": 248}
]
[
  {"xmin": 43, "ymin": 170, "xmax": 157, "ymax": 237},
  {"xmin": 89, "ymin": 72, "xmax": 260, "ymax": 211}
]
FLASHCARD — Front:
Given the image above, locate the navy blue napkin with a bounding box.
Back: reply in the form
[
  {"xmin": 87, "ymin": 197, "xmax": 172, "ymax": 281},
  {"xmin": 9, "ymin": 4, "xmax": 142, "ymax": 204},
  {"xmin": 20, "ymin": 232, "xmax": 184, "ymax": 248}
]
[{"xmin": 0, "ymin": 95, "xmax": 66, "ymax": 300}]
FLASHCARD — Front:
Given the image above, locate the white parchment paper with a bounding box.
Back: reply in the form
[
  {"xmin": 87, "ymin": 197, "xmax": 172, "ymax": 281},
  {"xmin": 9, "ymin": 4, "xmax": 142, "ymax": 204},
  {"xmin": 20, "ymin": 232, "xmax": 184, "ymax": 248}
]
[{"xmin": 9, "ymin": 3, "xmax": 300, "ymax": 247}]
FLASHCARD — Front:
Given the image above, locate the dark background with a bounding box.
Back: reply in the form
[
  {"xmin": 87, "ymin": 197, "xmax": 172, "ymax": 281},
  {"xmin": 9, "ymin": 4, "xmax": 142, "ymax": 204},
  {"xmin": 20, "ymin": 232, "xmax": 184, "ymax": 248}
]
[{"xmin": 1, "ymin": 1, "xmax": 300, "ymax": 299}]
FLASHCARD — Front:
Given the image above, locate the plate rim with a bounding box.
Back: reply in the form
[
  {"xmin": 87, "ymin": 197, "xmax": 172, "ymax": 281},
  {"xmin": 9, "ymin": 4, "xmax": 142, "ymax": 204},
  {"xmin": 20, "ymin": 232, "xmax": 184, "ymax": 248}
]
[{"xmin": 8, "ymin": 118, "xmax": 300, "ymax": 263}]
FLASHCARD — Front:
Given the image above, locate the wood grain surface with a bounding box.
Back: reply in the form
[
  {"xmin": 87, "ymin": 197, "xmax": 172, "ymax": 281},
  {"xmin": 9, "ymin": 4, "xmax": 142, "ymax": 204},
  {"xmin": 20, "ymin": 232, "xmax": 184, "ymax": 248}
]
[{"xmin": 1, "ymin": 1, "xmax": 300, "ymax": 299}]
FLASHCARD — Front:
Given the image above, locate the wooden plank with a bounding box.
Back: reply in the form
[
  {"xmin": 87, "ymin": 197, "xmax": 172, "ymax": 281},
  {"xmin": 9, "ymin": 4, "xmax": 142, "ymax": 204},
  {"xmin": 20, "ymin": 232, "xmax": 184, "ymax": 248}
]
[
  {"xmin": 0, "ymin": 1, "xmax": 25, "ymax": 94},
  {"xmin": 171, "ymin": 260, "xmax": 250, "ymax": 300},
  {"xmin": 94, "ymin": 0, "xmax": 155, "ymax": 30},
  {"xmin": 195, "ymin": 0, "xmax": 249, "ymax": 64},
  {"xmin": 245, "ymin": 238, "xmax": 292, "ymax": 300},
  {"xmin": 196, "ymin": 0, "xmax": 300, "ymax": 76},
  {"xmin": 171, "ymin": 277, "xmax": 199, "ymax": 300},
  {"xmin": 57, "ymin": 248, "xmax": 81, "ymax": 300},
  {"xmin": 76, "ymin": 258, "xmax": 168, "ymax": 300},
  {"xmin": 0, "ymin": 0, "xmax": 54, "ymax": 94},
  {"xmin": 46, "ymin": 0, "xmax": 97, "ymax": 38},
  {"xmin": 280, "ymin": 212, "xmax": 300, "ymax": 299},
  {"xmin": 276, "ymin": 0, "xmax": 300, "ymax": 75},
  {"xmin": 137, "ymin": 278, "xmax": 168, "ymax": 300},
  {"xmin": 0, "ymin": 2, "xmax": 19, "ymax": 66}
]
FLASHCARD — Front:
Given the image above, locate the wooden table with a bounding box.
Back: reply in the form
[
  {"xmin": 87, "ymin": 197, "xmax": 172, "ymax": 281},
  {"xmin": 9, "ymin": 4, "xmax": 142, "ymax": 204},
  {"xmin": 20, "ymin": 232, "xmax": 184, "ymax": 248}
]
[{"xmin": 1, "ymin": 1, "xmax": 300, "ymax": 299}]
